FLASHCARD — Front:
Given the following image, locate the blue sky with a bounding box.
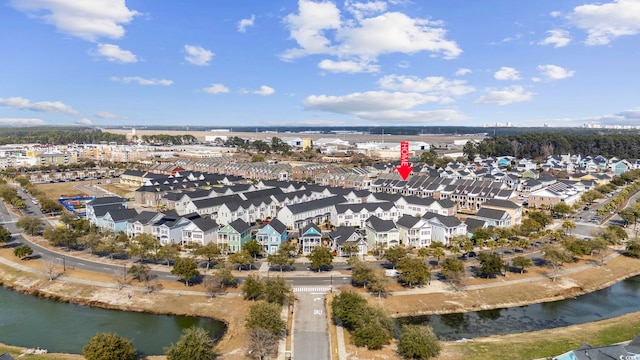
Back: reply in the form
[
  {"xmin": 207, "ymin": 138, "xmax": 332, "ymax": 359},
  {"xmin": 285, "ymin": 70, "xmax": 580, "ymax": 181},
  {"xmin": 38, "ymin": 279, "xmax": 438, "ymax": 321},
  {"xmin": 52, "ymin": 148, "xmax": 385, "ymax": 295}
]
[{"xmin": 1, "ymin": 0, "xmax": 640, "ymax": 128}]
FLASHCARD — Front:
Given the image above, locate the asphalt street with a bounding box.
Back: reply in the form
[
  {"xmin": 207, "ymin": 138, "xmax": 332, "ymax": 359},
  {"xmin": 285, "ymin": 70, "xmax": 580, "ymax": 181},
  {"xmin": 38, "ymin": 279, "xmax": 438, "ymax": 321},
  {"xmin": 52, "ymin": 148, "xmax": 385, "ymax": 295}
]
[{"xmin": 293, "ymin": 292, "xmax": 330, "ymax": 360}]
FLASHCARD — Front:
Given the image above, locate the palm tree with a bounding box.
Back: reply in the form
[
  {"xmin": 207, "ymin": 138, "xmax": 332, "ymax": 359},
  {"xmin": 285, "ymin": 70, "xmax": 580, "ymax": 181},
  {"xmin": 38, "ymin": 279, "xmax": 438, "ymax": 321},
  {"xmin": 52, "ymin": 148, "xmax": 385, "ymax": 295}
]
[
  {"xmin": 433, "ymin": 247, "xmax": 445, "ymax": 265},
  {"xmin": 486, "ymin": 239, "xmax": 497, "ymax": 253},
  {"xmin": 562, "ymin": 220, "xmax": 576, "ymax": 236}
]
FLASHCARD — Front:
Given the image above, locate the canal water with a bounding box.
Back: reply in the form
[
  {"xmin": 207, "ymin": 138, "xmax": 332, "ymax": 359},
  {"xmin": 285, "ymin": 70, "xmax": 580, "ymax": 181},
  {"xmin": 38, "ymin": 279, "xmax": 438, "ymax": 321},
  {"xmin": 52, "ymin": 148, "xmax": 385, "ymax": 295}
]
[
  {"xmin": 0, "ymin": 287, "xmax": 226, "ymax": 355},
  {"xmin": 399, "ymin": 275, "xmax": 640, "ymax": 340}
]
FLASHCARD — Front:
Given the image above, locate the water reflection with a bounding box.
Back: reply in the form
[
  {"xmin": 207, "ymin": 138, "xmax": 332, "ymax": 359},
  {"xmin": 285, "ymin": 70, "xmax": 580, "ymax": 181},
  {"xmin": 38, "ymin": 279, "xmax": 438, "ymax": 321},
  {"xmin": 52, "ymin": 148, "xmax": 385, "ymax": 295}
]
[
  {"xmin": 401, "ymin": 275, "xmax": 640, "ymax": 340},
  {"xmin": 0, "ymin": 287, "xmax": 225, "ymax": 354}
]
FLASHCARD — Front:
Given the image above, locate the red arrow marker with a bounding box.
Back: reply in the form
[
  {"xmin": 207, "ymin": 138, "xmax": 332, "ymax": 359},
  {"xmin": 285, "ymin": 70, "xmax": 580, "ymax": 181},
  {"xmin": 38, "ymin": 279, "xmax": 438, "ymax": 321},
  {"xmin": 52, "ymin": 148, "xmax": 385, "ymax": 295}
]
[{"xmin": 396, "ymin": 141, "xmax": 413, "ymax": 181}]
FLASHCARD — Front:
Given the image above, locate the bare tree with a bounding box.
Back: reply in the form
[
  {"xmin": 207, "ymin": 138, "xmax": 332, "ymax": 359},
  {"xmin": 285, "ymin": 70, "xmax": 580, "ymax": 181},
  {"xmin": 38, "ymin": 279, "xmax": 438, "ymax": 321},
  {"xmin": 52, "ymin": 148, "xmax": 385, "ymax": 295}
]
[
  {"xmin": 42, "ymin": 258, "xmax": 58, "ymax": 281},
  {"xmin": 112, "ymin": 268, "xmax": 127, "ymax": 290},
  {"xmin": 247, "ymin": 327, "xmax": 278, "ymax": 360},
  {"xmin": 203, "ymin": 274, "xmax": 225, "ymax": 298}
]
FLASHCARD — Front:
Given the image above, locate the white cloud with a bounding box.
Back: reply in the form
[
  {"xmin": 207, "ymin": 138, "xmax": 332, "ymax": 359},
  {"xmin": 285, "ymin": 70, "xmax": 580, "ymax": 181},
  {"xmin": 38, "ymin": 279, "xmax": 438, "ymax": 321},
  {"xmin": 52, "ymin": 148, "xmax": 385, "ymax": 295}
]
[
  {"xmin": 203, "ymin": 84, "xmax": 230, "ymax": 94},
  {"xmin": 547, "ymin": 108, "xmax": 640, "ymax": 126},
  {"xmin": 252, "ymin": 85, "xmax": 275, "ymax": 96},
  {"xmin": 475, "ymin": 86, "xmax": 534, "ymax": 105},
  {"xmin": 238, "ymin": 15, "xmax": 255, "ymax": 32},
  {"xmin": 537, "ymin": 64, "xmax": 575, "ymax": 80},
  {"xmin": 539, "ymin": 29, "xmax": 572, "ymax": 47},
  {"xmin": 281, "ymin": 0, "xmax": 461, "ymax": 69},
  {"xmin": 184, "ymin": 45, "xmax": 214, "ymax": 66},
  {"xmin": 455, "ymin": 68, "xmax": 471, "ymax": 76},
  {"xmin": 568, "ymin": 0, "xmax": 640, "ymax": 45},
  {"xmin": 0, "ymin": 96, "xmax": 78, "ymax": 115},
  {"xmin": 304, "ymin": 91, "xmax": 438, "ymax": 113},
  {"xmin": 75, "ymin": 118, "xmax": 93, "ymax": 125},
  {"xmin": 282, "ymin": 0, "xmax": 341, "ymax": 59},
  {"xmin": 95, "ymin": 111, "xmax": 124, "ymax": 119},
  {"xmin": 111, "ymin": 76, "xmax": 173, "ymax": 86},
  {"xmin": 494, "ymin": 67, "xmax": 521, "ymax": 81},
  {"xmin": 378, "ymin": 75, "xmax": 475, "ymax": 101},
  {"xmin": 10, "ymin": 0, "xmax": 139, "ymax": 41},
  {"xmin": 0, "ymin": 118, "xmax": 45, "ymax": 126},
  {"xmin": 318, "ymin": 59, "xmax": 380, "ymax": 73},
  {"xmin": 95, "ymin": 43, "xmax": 137, "ymax": 63},
  {"xmin": 344, "ymin": 0, "xmax": 387, "ymax": 20}
]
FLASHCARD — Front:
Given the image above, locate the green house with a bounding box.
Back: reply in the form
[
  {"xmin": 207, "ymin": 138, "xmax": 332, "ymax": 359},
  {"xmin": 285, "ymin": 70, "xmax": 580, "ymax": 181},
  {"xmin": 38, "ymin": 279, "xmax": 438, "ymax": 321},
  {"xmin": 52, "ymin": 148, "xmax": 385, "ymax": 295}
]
[{"xmin": 217, "ymin": 218, "xmax": 252, "ymax": 253}]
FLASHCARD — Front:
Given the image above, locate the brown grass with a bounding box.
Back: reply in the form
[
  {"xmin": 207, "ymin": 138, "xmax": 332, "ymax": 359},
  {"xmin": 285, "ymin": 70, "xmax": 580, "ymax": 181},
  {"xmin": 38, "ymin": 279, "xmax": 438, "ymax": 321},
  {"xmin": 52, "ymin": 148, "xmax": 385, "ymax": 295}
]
[{"xmin": 34, "ymin": 181, "xmax": 93, "ymax": 200}]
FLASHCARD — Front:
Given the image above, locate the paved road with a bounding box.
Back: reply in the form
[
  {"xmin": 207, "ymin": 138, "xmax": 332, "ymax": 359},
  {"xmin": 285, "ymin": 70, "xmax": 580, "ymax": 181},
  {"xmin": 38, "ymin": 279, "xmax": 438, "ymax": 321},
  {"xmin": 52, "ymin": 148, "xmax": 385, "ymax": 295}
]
[{"xmin": 293, "ymin": 291, "xmax": 330, "ymax": 360}]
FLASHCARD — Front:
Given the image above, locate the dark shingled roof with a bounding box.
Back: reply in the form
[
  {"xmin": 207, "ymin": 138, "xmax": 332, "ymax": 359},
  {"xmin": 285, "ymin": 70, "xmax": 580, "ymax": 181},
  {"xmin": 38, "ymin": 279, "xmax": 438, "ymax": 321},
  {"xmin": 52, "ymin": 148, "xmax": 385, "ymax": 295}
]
[
  {"xmin": 285, "ymin": 196, "xmax": 346, "ymax": 215},
  {"xmin": 87, "ymin": 196, "xmax": 125, "ymax": 206},
  {"xmin": 476, "ymin": 208, "xmax": 508, "ymax": 220},
  {"xmin": 259, "ymin": 218, "xmax": 287, "ymax": 234},
  {"xmin": 329, "ymin": 226, "xmax": 360, "ymax": 246},
  {"xmin": 228, "ymin": 218, "xmax": 251, "ymax": 233},
  {"xmin": 106, "ymin": 208, "xmax": 138, "ymax": 222},
  {"xmin": 191, "ymin": 217, "xmax": 218, "ymax": 232},
  {"xmin": 482, "ymin": 199, "xmax": 521, "ymax": 209},
  {"xmin": 395, "ymin": 214, "xmax": 421, "ymax": 229},
  {"xmin": 366, "ymin": 215, "xmax": 397, "ymax": 232},
  {"xmin": 422, "ymin": 213, "xmax": 463, "ymax": 228}
]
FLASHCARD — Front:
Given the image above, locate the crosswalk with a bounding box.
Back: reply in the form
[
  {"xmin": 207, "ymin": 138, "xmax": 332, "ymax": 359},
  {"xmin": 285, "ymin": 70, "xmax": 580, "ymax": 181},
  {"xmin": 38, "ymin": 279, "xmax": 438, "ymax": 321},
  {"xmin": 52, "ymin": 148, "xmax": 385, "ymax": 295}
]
[{"xmin": 293, "ymin": 286, "xmax": 332, "ymax": 293}]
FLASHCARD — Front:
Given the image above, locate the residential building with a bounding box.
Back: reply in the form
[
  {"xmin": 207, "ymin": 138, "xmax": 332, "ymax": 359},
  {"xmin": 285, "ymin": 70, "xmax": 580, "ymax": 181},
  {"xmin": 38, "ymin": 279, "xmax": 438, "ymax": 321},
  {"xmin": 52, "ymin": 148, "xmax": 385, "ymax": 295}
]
[
  {"xmin": 422, "ymin": 213, "xmax": 467, "ymax": 246},
  {"xmin": 396, "ymin": 215, "xmax": 432, "ymax": 248},
  {"xmin": 299, "ymin": 223, "xmax": 323, "ymax": 256},
  {"xmin": 255, "ymin": 219, "xmax": 289, "ymax": 255},
  {"xmin": 365, "ymin": 215, "xmax": 400, "ymax": 249},
  {"xmin": 217, "ymin": 219, "xmax": 252, "ymax": 253},
  {"xmin": 329, "ymin": 227, "xmax": 368, "ymax": 257}
]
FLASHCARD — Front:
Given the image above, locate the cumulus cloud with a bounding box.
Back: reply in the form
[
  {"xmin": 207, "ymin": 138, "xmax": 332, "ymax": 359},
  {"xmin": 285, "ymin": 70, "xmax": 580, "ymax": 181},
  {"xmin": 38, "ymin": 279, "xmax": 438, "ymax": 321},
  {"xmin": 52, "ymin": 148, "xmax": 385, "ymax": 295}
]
[
  {"xmin": 95, "ymin": 44, "xmax": 137, "ymax": 63},
  {"xmin": 567, "ymin": 0, "xmax": 640, "ymax": 45},
  {"xmin": 75, "ymin": 118, "xmax": 93, "ymax": 125},
  {"xmin": 318, "ymin": 59, "xmax": 380, "ymax": 73},
  {"xmin": 0, "ymin": 96, "xmax": 78, "ymax": 115},
  {"xmin": 378, "ymin": 75, "xmax": 474, "ymax": 101},
  {"xmin": 344, "ymin": 0, "xmax": 387, "ymax": 19},
  {"xmin": 95, "ymin": 111, "xmax": 124, "ymax": 119},
  {"xmin": 252, "ymin": 85, "xmax": 275, "ymax": 96},
  {"xmin": 537, "ymin": 64, "xmax": 575, "ymax": 80},
  {"xmin": 281, "ymin": 0, "xmax": 461, "ymax": 71},
  {"xmin": 10, "ymin": 0, "xmax": 139, "ymax": 41},
  {"xmin": 202, "ymin": 84, "xmax": 230, "ymax": 94},
  {"xmin": 539, "ymin": 29, "xmax": 572, "ymax": 47},
  {"xmin": 0, "ymin": 118, "xmax": 45, "ymax": 126},
  {"xmin": 494, "ymin": 67, "xmax": 521, "ymax": 81},
  {"xmin": 238, "ymin": 15, "xmax": 255, "ymax": 32},
  {"xmin": 184, "ymin": 45, "xmax": 214, "ymax": 66},
  {"xmin": 111, "ymin": 76, "xmax": 173, "ymax": 86},
  {"xmin": 475, "ymin": 86, "xmax": 534, "ymax": 105},
  {"xmin": 455, "ymin": 68, "xmax": 471, "ymax": 76}
]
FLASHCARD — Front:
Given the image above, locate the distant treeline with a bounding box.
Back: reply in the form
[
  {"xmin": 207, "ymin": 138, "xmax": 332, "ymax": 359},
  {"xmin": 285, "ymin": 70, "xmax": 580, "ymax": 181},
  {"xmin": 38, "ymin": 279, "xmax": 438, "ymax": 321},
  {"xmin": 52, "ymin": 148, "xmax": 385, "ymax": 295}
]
[
  {"xmin": 0, "ymin": 127, "xmax": 127, "ymax": 145},
  {"xmin": 475, "ymin": 133, "xmax": 640, "ymax": 159},
  {"xmin": 102, "ymin": 125, "xmax": 640, "ymax": 137}
]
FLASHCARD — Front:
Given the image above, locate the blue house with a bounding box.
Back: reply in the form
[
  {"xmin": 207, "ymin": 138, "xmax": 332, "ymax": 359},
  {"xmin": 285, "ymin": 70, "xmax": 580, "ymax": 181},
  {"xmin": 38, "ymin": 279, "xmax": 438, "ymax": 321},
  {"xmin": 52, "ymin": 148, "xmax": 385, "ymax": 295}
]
[
  {"xmin": 256, "ymin": 218, "xmax": 289, "ymax": 255},
  {"xmin": 103, "ymin": 209, "xmax": 138, "ymax": 234}
]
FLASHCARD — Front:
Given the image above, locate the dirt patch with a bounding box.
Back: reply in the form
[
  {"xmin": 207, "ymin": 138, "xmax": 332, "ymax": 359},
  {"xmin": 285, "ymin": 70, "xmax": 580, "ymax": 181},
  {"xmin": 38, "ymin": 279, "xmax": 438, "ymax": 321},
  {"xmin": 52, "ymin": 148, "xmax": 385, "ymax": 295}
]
[{"xmin": 34, "ymin": 181, "xmax": 94, "ymax": 200}]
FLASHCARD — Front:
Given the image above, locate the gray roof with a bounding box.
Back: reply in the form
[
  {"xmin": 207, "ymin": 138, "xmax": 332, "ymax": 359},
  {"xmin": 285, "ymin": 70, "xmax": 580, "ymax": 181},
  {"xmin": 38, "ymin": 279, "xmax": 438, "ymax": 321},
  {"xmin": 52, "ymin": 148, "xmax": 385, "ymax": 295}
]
[
  {"xmin": 476, "ymin": 208, "xmax": 508, "ymax": 220},
  {"xmin": 395, "ymin": 214, "xmax": 421, "ymax": 229},
  {"xmin": 259, "ymin": 218, "xmax": 287, "ymax": 234},
  {"xmin": 130, "ymin": 211, "xmax": 157, "ymax": 224},
  {"xmin": 122, "ymin": 169, "xmax": 146, "ymax": 177},
  {"xmin": 87, "ymin": 196, "xmax": 125, "ymax": 207},
  {"xmin": 228, "ymin": 218, "xmax": 251, "ymax": 233},
  {"xmin": 192, "ymin": 194, "xmax": 242, "ymax": 209},
  {"xmin": 285, "ymin": 196, "xmax": 346, "ymax": 215},
  {"xmin": 329, "ymin": 226, "xmax": 360, "ymax": 246},
  {"xmin": 335, "ymin": 202, "xmax": 395, "ymax": 213},
  {"xmin": 300, "ymin": 223, "xmax": 323, "ymax": 237},
  {"xmin": 422, "ymin": 213, "xmax": 463, "ymax": 228},
  {"xmin": 191, "ymin": 217, "xmax": 218, "ymax": 232},
  {"xmin": 483, "ymin": 199, "xmax": 521, "ymax": 209},
  {"xmin": 0, "ymin": 353, "xmax": 15, "ymax": 360},
  {"xmin": 93, "ymin": 204, "xmax": 125, "ymax": 217},
  {"xmin": 465, "ymin": 218, "xmax": 487, "ymax": 231},
  {"xmin": 366, "ymin": 215, "xmax": 397, "ymax": 232},
  {"xmin": 106, "ymin": 208, "xmax": 138, "ymax": 222}
]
